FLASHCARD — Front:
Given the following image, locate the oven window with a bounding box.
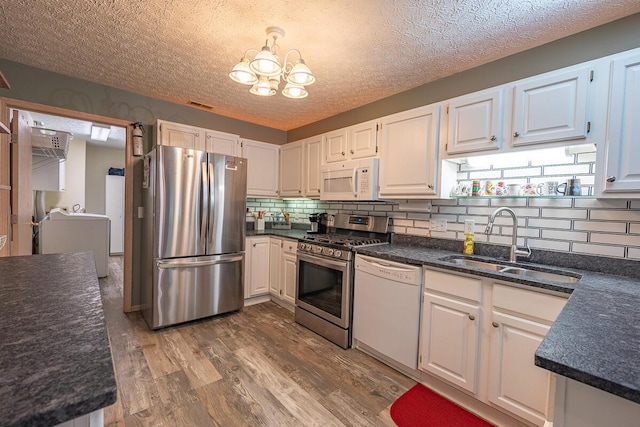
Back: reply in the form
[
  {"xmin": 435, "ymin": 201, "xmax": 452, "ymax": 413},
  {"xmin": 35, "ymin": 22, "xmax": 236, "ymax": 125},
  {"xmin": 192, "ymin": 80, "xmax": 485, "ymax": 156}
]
[{"xmin": 298, "ymin": 259, "xmax": 343, "ymax": 318}]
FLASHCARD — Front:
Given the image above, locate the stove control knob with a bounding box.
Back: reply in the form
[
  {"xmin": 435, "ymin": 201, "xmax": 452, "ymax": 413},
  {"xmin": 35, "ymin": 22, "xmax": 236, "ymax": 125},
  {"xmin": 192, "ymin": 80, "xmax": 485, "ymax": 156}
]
[
  {"xmin": 304, "ymin": 244, "xmax": 311, "ymax": 251},
  {"xmin": 315, "ymin": 246, "xmax": 323, "ymax": 254},
  {"xmin": 327, "ymin": 248, "xmax": 334, "ymax": 256},
  {"xmin": 334, "ymin": 250, "xmax": 342, "ymax": 258}
]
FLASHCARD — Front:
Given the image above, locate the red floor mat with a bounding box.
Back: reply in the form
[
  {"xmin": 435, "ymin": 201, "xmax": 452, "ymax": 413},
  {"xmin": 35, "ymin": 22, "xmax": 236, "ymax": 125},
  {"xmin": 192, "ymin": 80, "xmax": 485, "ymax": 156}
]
[{"xmin": 390, "ymin": 383, "xmax": 494, "ymax": 427}]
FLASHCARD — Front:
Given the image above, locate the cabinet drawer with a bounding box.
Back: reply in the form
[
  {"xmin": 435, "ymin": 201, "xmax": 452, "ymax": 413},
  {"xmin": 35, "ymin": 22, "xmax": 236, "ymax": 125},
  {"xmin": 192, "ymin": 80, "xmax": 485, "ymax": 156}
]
[
  {"xmin": 424, "ymin": 268, "xmax": 482, "ymax": 302},
  {"xmin": 492, "ymin": 283, "xmax": 567, "ymax": 322},
  {"xmin": 282, "ymin": 239, "xmax": 297, "ymax": 255}
]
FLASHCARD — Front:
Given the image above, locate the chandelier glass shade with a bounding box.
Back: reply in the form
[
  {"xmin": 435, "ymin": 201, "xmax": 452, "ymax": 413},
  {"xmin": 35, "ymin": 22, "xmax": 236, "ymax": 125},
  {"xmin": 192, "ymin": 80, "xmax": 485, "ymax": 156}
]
[{"xmin": 229, "ymin": 27, "xmax": 315, "ymax": 99}]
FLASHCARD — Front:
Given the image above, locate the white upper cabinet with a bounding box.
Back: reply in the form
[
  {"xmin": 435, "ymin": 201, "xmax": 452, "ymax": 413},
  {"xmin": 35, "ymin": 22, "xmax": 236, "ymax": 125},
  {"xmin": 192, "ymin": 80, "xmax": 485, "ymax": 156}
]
[
  {"xmin": 348, "ymin": 120, "xmax": 378, "ymax": 160},
  {"xmin": 241, "ymin": 139, "xmax": 279, "ymax": 198},
  {"xmin": 446, "ymin": 88, "xmax": 503, "ymax": 154},
  {"xmin": 599, "ymin": 50, "xmax": 640, "ymax": 195},
  {"xmin": 511, "ymin": 66, "xmax": 591, "ymax": 147},
  {"xmin": 157, "ymin": 120, "xmax": 240, "ymax": 155},
  {"xmin": 323, "ymin": 128, "xmax": 349, "ymax": 163},
  {"xmin": 157, "ymin": 120, "xmax": 203, "ymax": 150},
  {"xmin": 323, "ymin": 121, "xmax": 378, "ymax": 163},
  {"xmin": 279, "ymin": 140, "xmax": 305, "ymax": 197},
  {"xmin": 303, "ymin": 135, "xmax": 322, "ymax": 198},
  {"xmin": 205, "ymin": 130, "xmax": 240, "ymax": 156},
  {"xmin": 378, "ymin": 105, "xmax": 440, "ymax": 198}
]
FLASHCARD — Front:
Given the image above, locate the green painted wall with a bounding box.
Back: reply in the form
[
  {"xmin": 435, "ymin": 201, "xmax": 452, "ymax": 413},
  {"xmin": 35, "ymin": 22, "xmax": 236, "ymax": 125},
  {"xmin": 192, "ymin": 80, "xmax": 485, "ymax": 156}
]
[{"xmin": 288, "ymin": 12, "xmax": 640, "ymax": 142}]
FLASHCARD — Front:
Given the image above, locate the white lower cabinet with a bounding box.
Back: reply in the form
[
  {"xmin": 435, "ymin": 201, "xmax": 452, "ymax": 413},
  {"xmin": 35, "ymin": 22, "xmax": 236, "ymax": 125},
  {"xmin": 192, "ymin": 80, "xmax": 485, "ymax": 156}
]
[
  {"xmin": 244, "ymin": 236, "xmax": 270, "ymax": 298},
  {"xmin": 269, "ymin": 237, "xmax": 297, "ymax": 309},
  {"xmin": 420, "ymin": 269, "xmax": 481, "ymax": 394},
  {"xmin": 419, "ymin": 267, "xmax": 567, "ymax": 426}
]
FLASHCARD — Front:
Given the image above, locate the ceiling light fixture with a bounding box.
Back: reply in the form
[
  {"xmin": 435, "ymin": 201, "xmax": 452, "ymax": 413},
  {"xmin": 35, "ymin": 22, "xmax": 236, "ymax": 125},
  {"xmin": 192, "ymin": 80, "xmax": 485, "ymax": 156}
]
[
  {"xmin": 90, "ymin": 124, "xmax": 111, "ymax": 142},
  {"xmin": 229, "ymin": 26, "xmax": 315, "ymax": 99}
]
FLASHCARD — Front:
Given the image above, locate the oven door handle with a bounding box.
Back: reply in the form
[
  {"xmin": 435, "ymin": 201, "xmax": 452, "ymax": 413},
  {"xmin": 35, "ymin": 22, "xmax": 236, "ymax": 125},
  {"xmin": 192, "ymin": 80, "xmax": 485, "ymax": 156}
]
[{"xmin": 297, "ymin": 252, "xmax": 348, "ymax": 269}]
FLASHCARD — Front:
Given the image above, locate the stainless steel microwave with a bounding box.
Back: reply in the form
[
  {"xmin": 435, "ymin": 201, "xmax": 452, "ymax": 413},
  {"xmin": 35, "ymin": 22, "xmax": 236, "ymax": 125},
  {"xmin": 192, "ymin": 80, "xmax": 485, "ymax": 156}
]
[{"xmin": 320, "ymin": 158, "xmax": 379, "ymax": 201}]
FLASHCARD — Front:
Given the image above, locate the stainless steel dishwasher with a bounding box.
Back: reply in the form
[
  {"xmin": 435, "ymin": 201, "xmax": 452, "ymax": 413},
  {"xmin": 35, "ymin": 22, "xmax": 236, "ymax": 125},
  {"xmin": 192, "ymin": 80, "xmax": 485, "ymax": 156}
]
[{"xmin": 353, "ymin": 254, "xmax": 422, "ymax": 371}]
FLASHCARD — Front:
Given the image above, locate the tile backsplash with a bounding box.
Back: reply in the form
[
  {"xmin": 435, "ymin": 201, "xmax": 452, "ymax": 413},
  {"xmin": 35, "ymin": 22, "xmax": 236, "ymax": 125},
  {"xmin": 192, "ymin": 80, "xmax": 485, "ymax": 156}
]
[{"xmin": 248, "ymin": 150, "xmax": 640, "ymax": 261}]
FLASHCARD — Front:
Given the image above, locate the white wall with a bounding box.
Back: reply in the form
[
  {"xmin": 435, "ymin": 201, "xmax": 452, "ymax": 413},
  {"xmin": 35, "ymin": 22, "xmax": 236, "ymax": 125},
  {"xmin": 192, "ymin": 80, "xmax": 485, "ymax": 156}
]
[{"xmin": 45, "ymin": 138, "xmax": 86, "ymax": 212}]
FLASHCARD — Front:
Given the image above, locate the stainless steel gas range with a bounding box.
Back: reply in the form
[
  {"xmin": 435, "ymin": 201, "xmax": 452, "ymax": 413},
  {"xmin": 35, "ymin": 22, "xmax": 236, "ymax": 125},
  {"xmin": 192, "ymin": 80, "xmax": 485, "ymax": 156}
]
[{"xmin": 295, "ymin": 214, "xmax": 390, "ymax": 349}]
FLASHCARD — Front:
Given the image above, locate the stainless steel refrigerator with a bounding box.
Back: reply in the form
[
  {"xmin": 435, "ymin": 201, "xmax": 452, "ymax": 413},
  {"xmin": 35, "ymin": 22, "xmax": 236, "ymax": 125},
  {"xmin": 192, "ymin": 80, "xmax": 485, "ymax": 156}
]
[{"xmin": 141, "ymin": 145, "xmax": 247, "ymax": 329}]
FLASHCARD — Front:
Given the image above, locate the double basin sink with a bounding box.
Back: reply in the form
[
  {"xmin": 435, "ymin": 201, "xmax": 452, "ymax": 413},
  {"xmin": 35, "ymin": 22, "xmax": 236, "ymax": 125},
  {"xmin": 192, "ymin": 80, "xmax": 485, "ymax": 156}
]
[{"xmin": 440, "ymin": 255, "xmax": 582, "ymax": 284}]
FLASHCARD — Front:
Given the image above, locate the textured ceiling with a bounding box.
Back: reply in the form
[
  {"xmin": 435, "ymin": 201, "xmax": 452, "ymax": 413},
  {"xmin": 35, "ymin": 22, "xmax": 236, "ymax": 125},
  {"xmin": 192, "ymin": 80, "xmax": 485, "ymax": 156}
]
[{"xmin": 1, "ymin": 1, "xmax": 640, "ymax": 131}]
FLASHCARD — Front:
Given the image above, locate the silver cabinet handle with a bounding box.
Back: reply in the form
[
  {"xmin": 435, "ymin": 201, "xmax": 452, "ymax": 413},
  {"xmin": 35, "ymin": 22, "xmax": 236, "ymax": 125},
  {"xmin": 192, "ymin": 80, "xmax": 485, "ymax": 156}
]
[
  {"xmin": 606, "ymin": 176, "xmax": 616, "ymax": 183},
  {"xmin": 490, "ymin": 135, "xmax": 497, "ymax": 141},
  {"xmin": 468, "ymin": 314, "xmax": 475, "ymax": 321},
  {"xmin": 341, "ymin": 151, "xmax": 345, "ymax": 156},
  {"xmin": 492, "ymin": 321, "xmax": 499, "ymax": 328},
  {"xmin": 350, "ymin": 149, "xmax": 354, "ymax": 154},
  {"xmin": 513, "ymin": 132, "xmax": 520, "ymax": 138}
]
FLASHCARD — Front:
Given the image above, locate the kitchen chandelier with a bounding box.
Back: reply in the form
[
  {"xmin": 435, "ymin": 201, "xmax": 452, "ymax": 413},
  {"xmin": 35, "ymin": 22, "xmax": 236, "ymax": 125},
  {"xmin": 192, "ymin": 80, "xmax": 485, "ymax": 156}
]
[{"xmin": 229, "ymin": 26, "xmax": 316, "ymax": 99}]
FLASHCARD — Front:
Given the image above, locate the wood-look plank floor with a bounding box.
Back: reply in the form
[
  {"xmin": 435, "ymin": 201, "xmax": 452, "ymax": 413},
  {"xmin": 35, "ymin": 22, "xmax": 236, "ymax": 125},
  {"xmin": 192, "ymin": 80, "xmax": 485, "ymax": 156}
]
[{"xmin": 100, "ymin": 257, "xmax": 414, "ymax": 426}]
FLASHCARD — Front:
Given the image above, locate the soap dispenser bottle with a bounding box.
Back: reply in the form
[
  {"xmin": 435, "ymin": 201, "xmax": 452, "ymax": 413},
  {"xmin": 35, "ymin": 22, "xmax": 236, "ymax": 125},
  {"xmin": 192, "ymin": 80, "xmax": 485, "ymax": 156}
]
[{"xmin": 463, "ymin": 231, "xmax": 474, "ymax": 255}]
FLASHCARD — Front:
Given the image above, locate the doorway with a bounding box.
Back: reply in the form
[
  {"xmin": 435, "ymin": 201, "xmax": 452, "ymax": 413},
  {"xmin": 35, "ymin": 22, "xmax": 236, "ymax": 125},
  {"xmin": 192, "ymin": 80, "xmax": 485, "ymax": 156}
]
[{"xmin": 1, "ymin": 98, "xmax": 135, "ymax": 312}]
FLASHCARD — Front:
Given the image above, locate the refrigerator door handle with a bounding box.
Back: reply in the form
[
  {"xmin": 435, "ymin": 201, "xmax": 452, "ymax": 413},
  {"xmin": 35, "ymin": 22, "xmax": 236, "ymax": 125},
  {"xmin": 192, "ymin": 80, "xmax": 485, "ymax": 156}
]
[
  {"xmin": 200, "ymin": 161, "xmax": 209, "ymax": 245},
  {"xmin": 157, "ymin": 254, "xmax": 244, "ymax": 269},
  {"xmin": 208, "ymin": 161, "xmax": 215, "ymax": 240}
]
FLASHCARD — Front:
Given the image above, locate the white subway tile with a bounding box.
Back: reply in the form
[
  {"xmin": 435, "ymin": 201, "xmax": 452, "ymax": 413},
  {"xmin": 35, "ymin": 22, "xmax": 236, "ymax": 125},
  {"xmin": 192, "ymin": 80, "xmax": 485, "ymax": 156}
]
[
  {"xmin": 630, "ymin": 201, "xmax": 640, "ymax": 209},
  {"xmin": 528, "ymin": 198, "xmax": 572, "ymax": 208},
  {"xmin": 469, "ymin": 170, "xmax": 502, "ymax": 179},
  {"xmin": 517, "ymin": 227, "xmax": 541, "ymax": 238},
  {"xmin": 627, "ymin": 248, "xmax": 640, "ymax": 260},
  {"xmin": 388, "ymin": 212, "xmax": 408, "ymax": 219},
  {"xmin": 457, "ymin": 172, "xmax": 469, "ymax": 180},
  {"xmin": 572, "ymin": 243, "xmax": 625, "ymax": 258},
  {"xmin": 458, "ymin": 198, "xmax": 491, "ymax": 206},
  {"xmin": 406, "ymin": 228, "xmax": 428, "ymax": 237},
  {"xmin": 542, "ymin": 229, "xmax": 588, "ymax": 242},
  {"xmin": 431, "ymin": 199, "xmax": 458, "ymax": 206},
  {"xmin": 391, "ymin": 225, "xmax": 407, "ymax": 234},
  {"xmin": 408, "ymin": 212, "xmax": 431, "ymax": 221},
  {"xmin": 487, "ymin": 234, "xmax": 513, "ymax": 245},
  {"xmin": 577, "ymin": 152, "xmax": 597, "ymax": 163},
  {"xmin": 630, "ymin": 224, "xmax": 640, "ymax": 234},
  {"xmin": 590, "ymin": 233, "xmax": 640, "ymax": 247},
  {"xmin": 373, "ymin": 204, "xmax": 394, "ymax": 211},
  {"xmin": 528, "ymin": 239, "xmax": 571, "ymax": 251},
  {"xmin": 531, "ymin": 156, "xmax": 575, "ymax": 166},
  {"xmin": 543, "ymin": 164, "xmax": 591, "ymax": 176},
  {"xmin": 502, "ymin": 167, "xmax": 542, "ymax": 178},
  {"xmin": 489, "ymin": 198, "xmax": 528, "ymax": 207},
  {"xmin": 590, "ymin": 210, "xmax": 640, "ymax": 222},
  {"xmin": 541, "ymin": 208, "xmax": 588, "ymax": 219},
  {"xmin": 430, "ymin": 230, "xmax": 457, "ymax": 239},
  {"xmin": 392, "ymin": 219, "xmax": 414, "ymax": 227},
  {"xmin": 439, "ymin": 206, "xmax": 468, "ymax": 214},
  {"xmin": 528, "ymin": 218, "xmax": 573, "ymax": 229},
  {"xmin": 467, "ymin": 206, "xmax": 506, "ymax": 216},
  {"xmin": 246, "ymin": 202, "xmax": 260, "ymax": 207},
  {"xmin": 573, "ymin": 199, "xmax": 628, "ymax": 209},
  {"xmin": 574, "ymin": 221, "xmax": 627, "ymax": 233},
  {"xmin": 512, "ymin": 208, "xmax": 541, "ymax": 217},
  {"xmin": 415, "ymin": 220, "xmax": 430, "ymax": 229}
]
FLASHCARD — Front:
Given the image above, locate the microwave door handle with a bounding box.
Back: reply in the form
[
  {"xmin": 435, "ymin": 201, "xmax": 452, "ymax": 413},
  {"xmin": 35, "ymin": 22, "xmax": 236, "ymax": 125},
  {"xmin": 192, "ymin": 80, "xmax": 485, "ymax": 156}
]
[{"xmin": 352, "ymin": 169, "xmax": 358, "ymax": 197}]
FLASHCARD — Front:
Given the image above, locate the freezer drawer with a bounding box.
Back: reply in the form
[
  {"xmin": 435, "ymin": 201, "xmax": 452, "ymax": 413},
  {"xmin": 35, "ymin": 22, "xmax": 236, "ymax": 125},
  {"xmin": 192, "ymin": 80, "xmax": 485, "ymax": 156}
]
[{"xmin": 146, "ymin": 253, "xmax": 244, "ymax": 329}]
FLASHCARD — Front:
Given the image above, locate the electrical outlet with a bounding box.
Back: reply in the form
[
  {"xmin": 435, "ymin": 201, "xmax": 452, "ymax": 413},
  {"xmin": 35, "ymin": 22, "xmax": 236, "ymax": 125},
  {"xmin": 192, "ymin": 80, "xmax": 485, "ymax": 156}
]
[
  {"xmin": 430, "ymin": 218, "xmax": 447, "ymax": 232},
  {"xmin": 464, "ymin": 219, "xmax": 475, "ymax": 234}
]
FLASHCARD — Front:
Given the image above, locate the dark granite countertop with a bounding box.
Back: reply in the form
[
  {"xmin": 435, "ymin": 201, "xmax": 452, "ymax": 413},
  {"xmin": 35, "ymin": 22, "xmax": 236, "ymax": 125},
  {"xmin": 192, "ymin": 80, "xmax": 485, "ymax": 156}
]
[
  {"xmin": 355, "ymin": 238, "xmax": 640, "ymax": 404},
  {"xmin": 0, "ymin": 252, "xmax": 117, "ymax": 427}
]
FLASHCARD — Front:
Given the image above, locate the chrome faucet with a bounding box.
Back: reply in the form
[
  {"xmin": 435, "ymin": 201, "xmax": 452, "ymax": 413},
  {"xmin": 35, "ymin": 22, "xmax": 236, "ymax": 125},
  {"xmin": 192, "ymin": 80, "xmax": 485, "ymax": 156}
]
[{"xmin": 485, "ymin": 207, "xmax": 531, "ymax": 263}]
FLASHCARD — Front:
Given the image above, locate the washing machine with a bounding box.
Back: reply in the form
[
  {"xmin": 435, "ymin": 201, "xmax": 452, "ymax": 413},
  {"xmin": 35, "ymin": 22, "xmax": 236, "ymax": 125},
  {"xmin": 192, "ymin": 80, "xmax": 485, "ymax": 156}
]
[{"xmin": 39, "ymin": 208, "xmax": 110, "ymax": 277}]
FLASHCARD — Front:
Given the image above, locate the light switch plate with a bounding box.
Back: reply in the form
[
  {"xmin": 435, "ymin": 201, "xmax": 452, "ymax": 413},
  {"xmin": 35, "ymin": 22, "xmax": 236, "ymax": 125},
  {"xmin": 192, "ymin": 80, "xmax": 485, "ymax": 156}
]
[{"xmin": 430, "ymin": 218, "xmax": 447, "ymax": 232}]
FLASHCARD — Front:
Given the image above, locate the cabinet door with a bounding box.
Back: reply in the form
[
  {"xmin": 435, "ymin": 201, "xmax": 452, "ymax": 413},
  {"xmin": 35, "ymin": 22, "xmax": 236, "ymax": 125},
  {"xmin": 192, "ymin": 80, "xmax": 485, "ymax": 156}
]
[
  {"xmin": 242, "ymin": 139, "xmax": 279, "ymax": 197},
  {"xmin": 379, "ymin": 105, "xmax": 439, "ymax": 197},
  {"xmin": 602, "ymin": 51, "xmax": 640, "ymax": 193},
  {"xmin": 279, "ymin": 141, "xmax": 305, "ymax": 197},
  {"xmin": 269, "ymin": 238, "xmax": 281, "ymax": 297},
  {"xmin": 349, "ymin": 120, "xmax": 378, "ymax": 159},
  {"xmin": 419, "ymin": 292, "xmax": 480, "ymax": 394},
  {"xmin": 304, "ymin": 135, "xmax": 322, "ymax": 197},
  {"xmin": 446, "ymin": 89, "xmax": 502, "ymax": 154},
  {"xmin": 245, "ymin": 237, "xmax": 270, "ymax": 298},
  {"xmin": 488, "ymin": 311, "xmax": 553, "ymax": 426},
  {"xmin": 512, "ymin": 66, "xmax": 590, "ymax": 146},
  {"xmin": 158, "ymin": 120, "xmax": 203, "ymax": 150},
  {"xmin": 323, "ymin": 128, "xmax": 349, "ymax": 163},
  {"xmin": 205, "ymin": 130, "xmax": 240, "ymax": 156},
  {"xmin": 282, "ymin": 252, "xmax": 297, "ymax": 305}
]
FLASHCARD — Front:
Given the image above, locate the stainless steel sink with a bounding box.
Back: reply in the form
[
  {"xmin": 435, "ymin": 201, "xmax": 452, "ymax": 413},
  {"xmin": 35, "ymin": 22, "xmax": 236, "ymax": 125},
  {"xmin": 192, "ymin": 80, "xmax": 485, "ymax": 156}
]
[{"xmin": 440, "ymin": 256, "xmax": 581, "ymax": 284}]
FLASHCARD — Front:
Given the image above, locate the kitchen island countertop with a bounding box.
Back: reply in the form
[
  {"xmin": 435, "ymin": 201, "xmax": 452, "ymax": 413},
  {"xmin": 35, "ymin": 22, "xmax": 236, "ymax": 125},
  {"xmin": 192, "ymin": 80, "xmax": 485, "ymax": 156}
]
[
  {"xmin": 0, "ymin": 252, "xmax": 116, "ymax": 427},
  {"xmin": 356, "ymin": 242, "xmax": 640, "ymax": 405}
]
